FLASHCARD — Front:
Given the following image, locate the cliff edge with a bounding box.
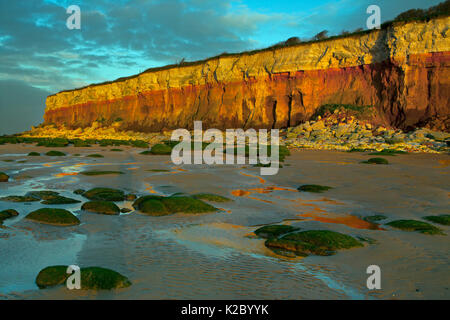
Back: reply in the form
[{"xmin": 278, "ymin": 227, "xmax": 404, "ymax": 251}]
[{"xmin": 44, "ymin": 16, "xmax": 450, "ymax": 132}]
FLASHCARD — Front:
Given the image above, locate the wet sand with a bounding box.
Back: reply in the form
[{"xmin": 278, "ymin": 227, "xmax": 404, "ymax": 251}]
[{"xmin": 0, "ymin": 144, "xmax": 449, "ymax": 299}]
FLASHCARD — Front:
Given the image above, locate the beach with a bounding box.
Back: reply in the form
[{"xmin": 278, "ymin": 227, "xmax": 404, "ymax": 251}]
[{"xmin": 0, "ymin": 143, "xmax": 449, "ymax": 299}]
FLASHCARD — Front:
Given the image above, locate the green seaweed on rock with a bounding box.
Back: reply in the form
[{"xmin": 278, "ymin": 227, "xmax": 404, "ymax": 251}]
[
  {"xmin": 265, "ymin": 230, "xmax": 363, "ymax": 256},
  {"xmin": 35, "ymin": 266, "xmax": 131, "ymax": 290}
]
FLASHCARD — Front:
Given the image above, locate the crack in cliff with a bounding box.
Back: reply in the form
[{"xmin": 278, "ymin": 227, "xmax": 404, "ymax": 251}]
[
  {"xmin": 272, "ymin": 100, "xmax": 278, "ymax": 129},
  {"xmin": 287, "ymin": 95, "xmax": 293, "ymax": 128}
]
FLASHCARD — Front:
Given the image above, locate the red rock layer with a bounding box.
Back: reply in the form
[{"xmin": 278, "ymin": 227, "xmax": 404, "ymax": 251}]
[{"xmin": 44, "ymin": 52, "xmax": 450, "ymax": 132}]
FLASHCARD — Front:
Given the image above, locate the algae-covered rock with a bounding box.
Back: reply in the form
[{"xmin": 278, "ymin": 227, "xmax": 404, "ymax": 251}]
[
  {"xmin": 28, "ymin": 152, "xmax": 40, "ymax": 156},
  {"xmin": 86, "ymin": 154, "xmax": 104, "ymax": 158},
  {"xmin": 81, "ymin": 201, "xmax": 120, "ymax": 215},
  {"xmin": 265, "ymin": 230, "xmax": 363, "ymax": 256},
  {"xmin": 120, "ymin": 208, "xmax": 132, "ymax": 213},
  {"xmin": 133, "ymin": 195, "xmax": 217, "ymax": 216},
  {"xmin": 0, "ymin": 195, "xmax": 40, "ymax": 202},
  {"xmin": 254, "ymin": 225, "xmax": 299, "ymax": 239},
  {"xmin": 24, "ymin": 191, "xmax": 80, "ymax": 204},
  {"xmin": 35, "ymin": 266, "xmax": 68, "ymax": 289},
  {"xmin": 139, "ymin": 199, "xmax": 170, "ymax": 216},
  {"xmin": 161, "ymin": 196, "xmax": 217, "ymax": 214},
  {"xmin": 148, "ymin": 144, "xmax": 172, "ymax": 155},
  {"xmin": 26, "ymin": 208, "xmax": 80, "ymax": 226},
  {"xmin": 26, "ymin": 190, "xmax": 60, "ymax": 200},
  {"xmin": 297, "ymin": 184, "xmax": 332, "ymax": 193},
  {"xmin": 423, "ymin": 215, "xmax": 450, "ymax": 226},
  {"xmin": 0, "ymin": 172, "xmax": 9, "ymax": 182},
  {"xmin": 0, "ymin": 209, "xmax": 19, "ymax": 221},
  {"xmin": 36, "ymin": 266, "xmax": 131, "ymax": 290},
  {"xmin": 361, "ymin": 157, "xmax": 389, "ymax": 164},
  {"xmin": 82, "ymin": 188, "xmax": 125, "ymax": 201},
  {"xmin": 42, "ymin": 196, "xmax": 81, "ymax": 205},
  {"xmin": 386, "ymin": 219, "xmax": 444, "ymax": 235},
  {"xmin": 45, "ymin": 151, "xmax": 66, "ymax": 157},
  {"xmin": 193, "ymin": 193, "xmax": 232, "ymax": 202}
]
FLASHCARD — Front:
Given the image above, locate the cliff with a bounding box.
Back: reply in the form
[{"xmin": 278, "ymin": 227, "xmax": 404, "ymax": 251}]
[{"xmin": 44, "ymin": 16, "xmax": 450, "ymax": 132}]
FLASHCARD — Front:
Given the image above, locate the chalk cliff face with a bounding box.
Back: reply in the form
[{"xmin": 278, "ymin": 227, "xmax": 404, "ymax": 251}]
[{"xmin": 44, "ymin": 17, "xmax": 450, "ymax": 132}]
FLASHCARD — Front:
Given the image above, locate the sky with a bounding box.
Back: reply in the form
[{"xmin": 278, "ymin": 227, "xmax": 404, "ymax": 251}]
[{"xmin": 0, "ymin": 0, "xmax": 443, "ymax": 134}]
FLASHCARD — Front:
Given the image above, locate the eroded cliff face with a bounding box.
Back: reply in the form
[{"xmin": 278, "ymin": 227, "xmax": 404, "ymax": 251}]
[{"xmin": 44, "ymin": 17, "xmax": 450, "ymax": 132}]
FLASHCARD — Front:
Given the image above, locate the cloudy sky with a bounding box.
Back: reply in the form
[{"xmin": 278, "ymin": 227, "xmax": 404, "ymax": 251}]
[{"xmin": 0, "ymin": 0, "xmax": 443, "ymax": 134}]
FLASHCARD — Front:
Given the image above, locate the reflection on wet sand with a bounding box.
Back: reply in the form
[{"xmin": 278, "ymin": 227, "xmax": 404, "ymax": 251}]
[
  {"xmin": 54, "ymin": 172, "xmax": 78, "ymax": 178},
  {"xmin": 144, "ymin": 183, "xmax": 160, "ymax": 194},
  {"xmin": 297, "ymin": 212, "xmax": 381, "ymax": 230}
]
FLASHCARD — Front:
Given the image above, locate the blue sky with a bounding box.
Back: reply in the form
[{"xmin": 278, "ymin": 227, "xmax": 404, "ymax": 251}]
[{"xmin": 0, "ymin": 0, "xmax": 444, "ymax": 134}]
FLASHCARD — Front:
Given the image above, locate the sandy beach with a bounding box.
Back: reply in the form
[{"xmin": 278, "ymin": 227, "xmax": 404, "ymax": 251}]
[{"xmin": 0, "ymin": 144, "xmax": 449, "ymax": 299}]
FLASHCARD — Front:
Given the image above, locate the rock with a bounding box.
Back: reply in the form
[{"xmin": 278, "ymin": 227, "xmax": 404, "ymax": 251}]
[
  {"xmin": 386, "ymin": 220, "xmax": 444, "ymax": 235},
  {"xmin": 120, "ymin": 208, "xmax": 132, "ymax": 213},
  {"xmin": 86, "ymin": 154, "xmax": 104, "ymax": 158},
  {"xmin": 45, "ymin": 151, "xmax": 66, "ymax": 157},
  {"xmin": 133, "ymin": 195, "xmax": 217, "ymax": 216},
  {"xmin": 0, "ymin": 172, "xmax": 9, "ymax": 182},
  {"xmin": 254, "ymin": 225, "xmax": 299, "ymax": 239},
  {"xmin": 0, "ymin": 209, "xmax": 19, "ymax": 221},
  {"xmin": 25, "ymin": 208, "xmax": 80, "ymax": 226},
  {"xmin": 265, "ymin": 230, "xmax": 363, "ymax": 256},
  {"xmin": 297, "ymin": 185, "xmax": 333, "ymax": 193},
  {"xmin": 335, "ymin": 124, "xmax": 350, "ymax": 138},
  {"xmin": 81, "ymin": 201, "xmax": 120, "ymax": 215},
  {"xmin": 82, "ymin": 188, "xmax": 125, "ymax": 201},
  {"xmin": 0, "ymin": 195, "xmax": 40, "ymax": 202},
  {"xmin": 361, "ymin": 157, "xmax": 389, "ymax": 165},
  {"xmin": 26, "ymin": 190, "xmax": 60, "ymax": 200},
  {"xmin": 148, "ymin": 144, "xmax": 172, "ymax": 155},
  {"xmin": 192, "ymin": 193, "xmax": 232, "ymax": 202},
  {"xmin": 23, "ymin": 191, "xmax": 80, "ymax": 204},
  {"xmin": 41, "ymin": 196, "xmax": 81, "ymax": 205},
  {"xmin": 310, "ymin": 120, "xmax": 325, "ymax": 131},
  {"xmin": 36, "ymin": 266, "xmax": 131, "ymax": 290},
  {"xmin": 423, "ymin": 215, "xmax": 450, "ymax": 226},
  {"xmin": 28, "ymin": 152, "xmax": 40, "ymax": 156}
]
